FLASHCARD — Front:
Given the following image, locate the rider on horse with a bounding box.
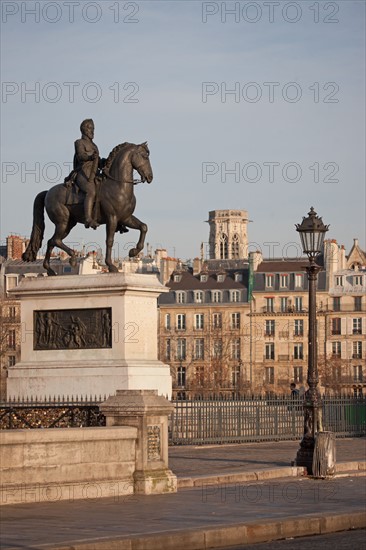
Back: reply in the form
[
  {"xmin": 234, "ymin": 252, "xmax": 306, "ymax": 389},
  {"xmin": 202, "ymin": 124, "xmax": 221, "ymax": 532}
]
[{"xmin": 65, "ymin": 118, "xmax": 105, "ymax": 229}]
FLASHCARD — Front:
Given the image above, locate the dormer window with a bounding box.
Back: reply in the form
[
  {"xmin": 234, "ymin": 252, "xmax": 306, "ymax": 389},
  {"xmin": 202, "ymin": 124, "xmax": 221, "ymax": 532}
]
[
  {"xmin": 174, "ymin": 274, "xmax": 182, "ymax": 283},
  {"xmin": 217, "ymin": 273, "xmax": 225, "ymax": 283},
  {"xmin": 335, "ymin": 275, "xmax": 343, "ymax": 287},
  {"xmin": 265, "ymin": 274, "xmax": 274, "ymax": 288},
  {"xmin": 230, "ymin": 290, "xmax": 240, "ymax": 303},
  {"xmin": 212, "ymin": 290, "xmax": 222, "ymax": 303},
  {"xmin": 176, "ymin": 291, "xmax": 186, "ymax": 304},
  {"xmin": 200, "ymin": 274, "xmax": 208, "ymax": 283},
  {"xmin": 194, "ymin": 291, "xmax": 204, "ymax": 303},
  {"xmin": 234, "ymin": 273, "xmax": 242, "ymax": 282},
  {"xmin": 280, "ymin": 274, "xmax": 289, "ymax": 288},
  {"xmin": 295, "ymin": 274, "xmax": 303, "ymax": 288}
]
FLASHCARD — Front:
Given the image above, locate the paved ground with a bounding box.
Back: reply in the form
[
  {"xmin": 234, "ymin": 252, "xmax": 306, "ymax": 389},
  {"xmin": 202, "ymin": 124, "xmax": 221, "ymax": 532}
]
[
  {"xmin": 169, "ymin": 438, "xmax": 366, "ymax": 477},
  {"xmin": 0, "ymin": 438, "xmax": 365, "ymax": 550}
]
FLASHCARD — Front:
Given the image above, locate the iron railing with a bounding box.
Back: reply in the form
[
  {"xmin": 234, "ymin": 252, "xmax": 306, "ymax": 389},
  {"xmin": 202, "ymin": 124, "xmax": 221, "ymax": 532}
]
[
  {"xmin": 0, "ymin": 396, "xmax": 106, "ymax": 429},
  {"xmin": 169, "ymin": 395, "xmax": 366, "ymax": 445}
]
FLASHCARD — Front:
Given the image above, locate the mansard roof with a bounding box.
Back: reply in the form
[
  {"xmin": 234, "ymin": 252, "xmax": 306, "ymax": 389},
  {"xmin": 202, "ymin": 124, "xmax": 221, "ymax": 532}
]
[{"xmin": 159, "ymin": 267, "xmax": 249, "ymax": 305}]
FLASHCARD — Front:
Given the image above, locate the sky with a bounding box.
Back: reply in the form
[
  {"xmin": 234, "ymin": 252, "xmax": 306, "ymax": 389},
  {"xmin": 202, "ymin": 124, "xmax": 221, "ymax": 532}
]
[{"xmin": 1, "ymin": 0, "xmax": 365, "ymax": 262}]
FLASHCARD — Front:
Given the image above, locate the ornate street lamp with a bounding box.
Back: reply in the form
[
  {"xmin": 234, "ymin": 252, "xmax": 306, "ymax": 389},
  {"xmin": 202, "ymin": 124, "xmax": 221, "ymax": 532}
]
[{"xmin": 295, "ymin": 207, "xmax": 329, "ymax": 474}]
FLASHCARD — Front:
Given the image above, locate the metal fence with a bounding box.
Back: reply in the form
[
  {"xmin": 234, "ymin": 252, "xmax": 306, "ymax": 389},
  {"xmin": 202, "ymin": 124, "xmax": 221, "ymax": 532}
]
[
  {"xmin": 0, "ymin": 396, "xmax": 106, "ymax": 429},
  {"xmin": 169, "ymin": 395, "xmax": 366, "ymax": 445}
]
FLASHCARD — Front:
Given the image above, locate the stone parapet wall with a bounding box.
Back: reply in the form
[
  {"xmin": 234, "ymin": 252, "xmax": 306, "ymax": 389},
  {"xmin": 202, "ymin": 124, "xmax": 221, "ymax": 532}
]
[{"xmin": 0, "ymin": 425, "xmax": 137, "ymax": 505}]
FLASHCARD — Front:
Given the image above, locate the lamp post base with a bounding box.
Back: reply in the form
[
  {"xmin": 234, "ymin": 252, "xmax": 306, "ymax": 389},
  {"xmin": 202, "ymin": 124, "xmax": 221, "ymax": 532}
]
[{"xmin": 295, "ymin": 436, "xmax": 315, "ymax": 475}]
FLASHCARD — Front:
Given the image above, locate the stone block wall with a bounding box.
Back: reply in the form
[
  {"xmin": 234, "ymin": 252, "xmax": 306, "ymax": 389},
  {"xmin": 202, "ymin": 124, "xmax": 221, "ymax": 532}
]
[{"xmin": 0, "ymin": 426, "xmax": 137, "ymax": 505}]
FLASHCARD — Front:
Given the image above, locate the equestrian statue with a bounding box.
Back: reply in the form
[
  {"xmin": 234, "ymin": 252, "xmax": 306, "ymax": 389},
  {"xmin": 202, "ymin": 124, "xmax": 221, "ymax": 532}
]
[{"xmin": 22, "ymin": 119, "xmax": 153, "ymax": 276}]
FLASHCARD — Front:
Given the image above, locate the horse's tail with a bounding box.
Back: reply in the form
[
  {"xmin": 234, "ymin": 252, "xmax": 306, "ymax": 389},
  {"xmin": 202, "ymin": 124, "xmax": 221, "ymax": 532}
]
[{"xmin": 22, "ymin": 191, "xmax": 47, "ymax": 262}]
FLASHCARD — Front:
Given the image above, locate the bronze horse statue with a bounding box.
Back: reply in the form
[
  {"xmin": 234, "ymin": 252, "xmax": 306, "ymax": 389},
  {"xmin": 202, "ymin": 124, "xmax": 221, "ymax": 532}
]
[{"xmin": 22, "ymin": 142, "xmax": 153, "ymax": 276}]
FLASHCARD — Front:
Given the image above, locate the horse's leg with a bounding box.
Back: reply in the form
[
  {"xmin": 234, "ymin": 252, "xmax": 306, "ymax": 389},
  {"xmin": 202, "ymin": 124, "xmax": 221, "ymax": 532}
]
[
  {"xmin": 43, "ymin": 220, "xmax": 77, "ymax": 275},
  {"xmin": 105, "ymin": 216, "xmax": 119, "ymax": 272},
  {"xmin": 123, "ymin": 215, "xmax": 147, "ymax": 258}
]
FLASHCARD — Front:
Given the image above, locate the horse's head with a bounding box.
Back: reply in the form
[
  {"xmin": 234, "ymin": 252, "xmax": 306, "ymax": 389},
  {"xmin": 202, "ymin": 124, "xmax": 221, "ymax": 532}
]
[{"xmin": 132, "ymin": 142, "xmax": 153, "ymax": 184}]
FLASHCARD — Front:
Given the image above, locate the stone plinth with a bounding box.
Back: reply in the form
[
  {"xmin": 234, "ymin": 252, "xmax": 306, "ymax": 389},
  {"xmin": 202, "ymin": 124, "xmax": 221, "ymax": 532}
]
[
  {"xmin": 101, "ymin": 390, "xmax": 177, "ymax": 495},
  {"xmin": 7, "ymin": 273, "xmax": 172, "ymax": 399}
]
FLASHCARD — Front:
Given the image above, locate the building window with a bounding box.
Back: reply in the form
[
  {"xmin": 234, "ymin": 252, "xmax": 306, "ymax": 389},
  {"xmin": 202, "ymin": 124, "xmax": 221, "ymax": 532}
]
[
  {"xmin": 194, "ymin": 338, "xmax": 205, "ymax": 360},
  {"xmin": 265, "ymin": 367, "xmax": 274, "ymax": 384},
  {"xmin": 8, "ymin": 355, "xmax": 16, "ymax": 367},
  {"xmin": 212, "ymin": 313, "xmax": 222, "ymax": 329},
  {"xmin": 265, "ymin": 343, "xmax": 275, "ymax": 360},
  {"xmin": 293, "ymin": 366, "xmax": 303, "ymax": 383},
  {"xmin": 231, "ymin": 338, "xmax": 241, "ymax": 360},
  {"xmin": 230, "ymin": 290, "xmax": 240, "ymax": 303},
  {"xmin": 177, "ymin": 365, "xmax": 186, "ymax": 387},
  {"xmin": 265, "ymin": 298, "xmax": 274, "ymax": 313},
  {"xmin": 333, "ymin": 297, "xmax": 341, "ymax": 312},
  {"xmin": 8, "ymin": 330, "xmax": 16, "ymax": 350},
  {"xmin": 265, "ymin": 320, "xmax": 275, "ymax": 336},
  {"xmin": 220, "ymin": 234, "xmax": 228, "ymax": 260},
  {"xmin": 212, "ymin": 291, "xmax": 222, "ymax": 303},
  {"xmin": 232, "ymin": 234, "xmax": 240, "ymax": 259},
  {"xmin": 280, "ymin": 297, "xmax": 288, "ymax": 312},
  {"xmin": 353, "ymin": 275, "xmax": 363, "ymax": 286},
  {"xmin": 194, "ymin": 291, "xmax": 204, "ymax": 303},
  {"xmin": 353, "ymin": 365, "xmax": 363, "ymax": 383},
  {"xmin": 333, "ymin": 365, "xmax": 341, "ymax": 382},
  {"xmin": 280, "ymin": 274, "xmax": 289, "ymax": 288},
  {"xmin": 176, "ymin": 338, "xmax": 186, "ymax": 360},
  {"xmin": 353, "ymin": 341, "xmax": 362, "ymax": 359},
  {"xmin": 232, "ymin": 365, "xmax": 240, "ymax": 387},
  {"xmin": 265, "ymin": 274, "xmax": 274, "ymax": 288},
  {"xmin": 165, "ymin": 339, "xmax": 171, "ymax": 360},
  {"xmin": 194, "ymin": 314, "xmax": 204, "ymax": 330},
  {"xmin": 176, "ymin": 314, "xmax": 186, "ymax": 330},
  {"xmin": 213, "ymin": 339, "xmax": 223, "ymax": 358},
  {"xmin": 294, "ymin": 344, "xmax": 303, "ymax": 360},
  {"xmin": 9, "ymin": 306, "xmax": 16, "ymax": 318},
  {"xmin": 294, "ymin": 297, "xmax": 303, "ymax": 312},
  {"xmin": 176, "ymin": 291, "xmax": 186, "ymax": 304},
  {"xmin": 335, "ymin": 275, "xmax": 343, "ymax": 286},
  {"xmin": 295, "ymin": 274, "xmax": 303, "ymax": 288},
  {"xmin": 353, "ymin": 318, "xmax": 362, "ymax": 335},
  {"xmin": 354, "ymin": 296, "xmax": 362, "ymax": 311},
  {"xmin": 231, "ymin": 313, "xmax": 240, "ymax": 329},
  {"xmin": 332, "ymin": 341, "xmax": 341, "ymax": 358},
  {"xmin": 195, "ymin": 366, "xmax": 205, "ymax": 386},
  {"xmin": 331, "ymin": 318, "xmax": 341, "ymax": 335},
  {"xmin": 294, "ymin": 319, "xmax": 304, "ymax": 336},
  {"xmin": 165, "ymin": 314, "xmax": 171, "ymax": 330}
]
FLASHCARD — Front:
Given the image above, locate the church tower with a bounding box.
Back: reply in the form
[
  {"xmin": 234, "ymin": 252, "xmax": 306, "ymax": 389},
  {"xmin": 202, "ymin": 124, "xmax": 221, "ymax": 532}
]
[{"xmin": 208, "ymin": 210, "xmax": 249, "ymax": 260}]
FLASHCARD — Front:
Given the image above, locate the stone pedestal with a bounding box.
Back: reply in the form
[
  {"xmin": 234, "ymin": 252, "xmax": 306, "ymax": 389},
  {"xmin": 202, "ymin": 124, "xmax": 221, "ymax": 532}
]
[
  {"xmin": 101, "ymin": 390, "xmax": 177, "ymax": 495},
  {"xmin": 7, "ymin": 273, "xmax": 172, "ymax": 399}
]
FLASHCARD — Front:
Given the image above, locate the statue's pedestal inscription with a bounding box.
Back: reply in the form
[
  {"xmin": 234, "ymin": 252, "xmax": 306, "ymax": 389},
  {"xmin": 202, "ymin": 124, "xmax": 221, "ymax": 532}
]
[{"xmin": 7, "ymin": 273, "xmax": 172, "ymax": 399}]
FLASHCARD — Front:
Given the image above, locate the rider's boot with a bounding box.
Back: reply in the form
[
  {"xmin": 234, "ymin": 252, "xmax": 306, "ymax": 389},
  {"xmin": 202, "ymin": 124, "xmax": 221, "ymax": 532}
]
[{"xmin": 84, "ymin": 195, "xmax": 99, "ymax": 229}]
